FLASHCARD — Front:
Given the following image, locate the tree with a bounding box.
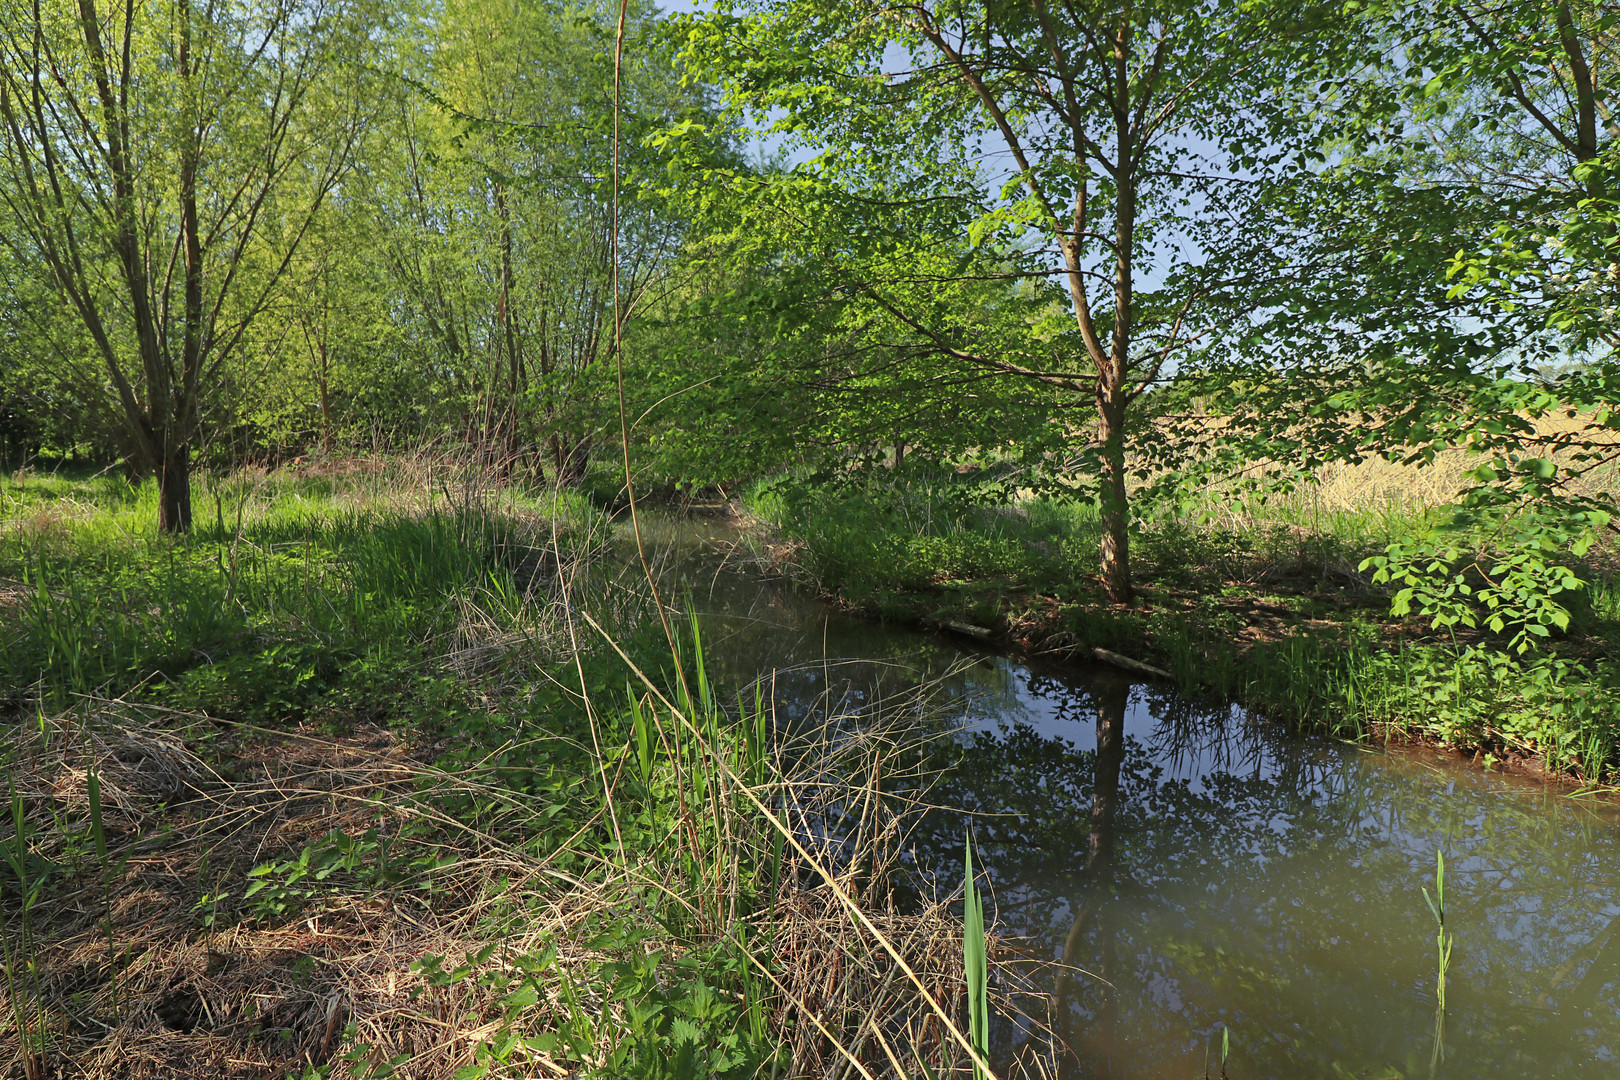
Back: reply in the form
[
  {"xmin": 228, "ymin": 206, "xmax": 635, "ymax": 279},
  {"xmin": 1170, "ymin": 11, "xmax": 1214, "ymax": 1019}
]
[
  {"xmin": 683, "ymin": 0, "xmax": 1323, "ymax": 602},
  {"xmin": 360, "ymin": 0, "xmax": 694, "ymax": 481},
  {"xmin": 1186, "ymin": 0, "xmax": 1620, "ymax": 648},
  {"xmin": 0, "ymin": 0, "xmax": 381, "ymax": 528},
  {"xmin": 630, "ymin": 205, "xmax": 1069, "ymax": 490},
  {"xmin": 217, "ymin": 199, "xmax": 402, "ymax": 458},
  {"xmin": 0, "ymin": 240, "xmax": 110, "ymax": 462}
]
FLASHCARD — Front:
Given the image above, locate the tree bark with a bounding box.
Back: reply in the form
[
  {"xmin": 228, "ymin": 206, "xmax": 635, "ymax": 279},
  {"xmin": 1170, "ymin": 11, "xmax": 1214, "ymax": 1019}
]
[
  {"xmin": 166, "ymin": 0, "xmax": 204, "ymax": 531},
  {"xmin": 494, "ymin": 182, "xmax": 523, "ymax": 474},
  {"xmin": 318, "ymin": 334, "xmax": 333, "ymax": 455},
  {"xmin": 1096, "ymin": 12, "xmax": 1138, "ymax": 607},
  {"xmin": 158, "ymin": 444, "xmax": 192, "ymax": 531},
  {"xmin": 1097, "ymin": 381, "xmax": 1133, "ymax": 605}
]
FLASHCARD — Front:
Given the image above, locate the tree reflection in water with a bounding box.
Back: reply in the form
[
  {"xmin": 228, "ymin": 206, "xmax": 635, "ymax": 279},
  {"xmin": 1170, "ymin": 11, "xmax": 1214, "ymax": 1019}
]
[
  {"xmin": 912, "ymin": 672, "xmax": 1620, "ymax": 1080},
  {"xmin": 1054, "ymin": 676, "xmax": 1127, "ymax": 1079}
]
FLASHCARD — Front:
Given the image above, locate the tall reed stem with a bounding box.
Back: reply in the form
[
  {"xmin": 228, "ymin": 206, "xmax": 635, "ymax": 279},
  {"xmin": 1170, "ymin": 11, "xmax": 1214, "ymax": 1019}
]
[
  {"xmin": 964, "ymin": 829, "xmax": 989, "ymax": 1080},
  {"xmin": 1423, "ymin": 849, "xmax": 1453, "ymax": 1074},
  {"xmin": 88, "ymin": 768, "xmax": 118, "ymax": 1019}
]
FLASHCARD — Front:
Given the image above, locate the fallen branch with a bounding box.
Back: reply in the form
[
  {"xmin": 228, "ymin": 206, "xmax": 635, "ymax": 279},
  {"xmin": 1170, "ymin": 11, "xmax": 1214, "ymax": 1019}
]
[{"xmin": 1091, "ymin": 647, "xmax": 1173, "ymax": 680}]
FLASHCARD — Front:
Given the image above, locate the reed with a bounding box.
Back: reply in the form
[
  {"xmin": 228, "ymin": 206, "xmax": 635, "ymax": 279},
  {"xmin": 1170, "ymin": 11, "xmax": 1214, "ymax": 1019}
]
[
  {"xmin": 1, "ymin": 783, "xmax": 47, "ymax": 1079},
  {"xmin": 1422, "ymin": 850, "xmax": 1454, "ymax": 1074},
  {"xmin": 85, "ymin": 767, "xmax": 119, "ymax": 1021},
  {"xmin": 962, "ymin": 829, "xmax": 990, "ymax": 1080}
]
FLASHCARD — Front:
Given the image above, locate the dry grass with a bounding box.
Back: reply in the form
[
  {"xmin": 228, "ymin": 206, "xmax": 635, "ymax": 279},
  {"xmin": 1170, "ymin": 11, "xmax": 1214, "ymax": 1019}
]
[
  {"xmin": 0, "ymin": 683, "xmax": 1059, "ymax": 1080},
  {"xmin": 1308, "ymin": 413, "xmax": 1619, "ymax": 511},
  {"xmin": 3, "ymin": 706, "xmax": 552, "ymax": 1078},
  {"xmin": 1306, "ymin": 455, "xmax": 1469, "ymax": 514},
  {"xmin": 1156, "ymin": 408, "xmax": 1620, "ymax": 512},
  {"xmin": 765, "ymin": 887, "xmax": 1058, "ymax": 1080},
  {"xmin": 1147, "ymin": 412, "xmax": 1620, "ymax": 585}
]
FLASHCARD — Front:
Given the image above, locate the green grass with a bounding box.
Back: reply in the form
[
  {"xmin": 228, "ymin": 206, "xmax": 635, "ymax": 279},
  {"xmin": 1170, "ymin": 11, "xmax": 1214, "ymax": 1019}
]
[
  {"xmin": 751, "ymin": 471, "xmax": 1104, "ymax": 603},
  {"xmin": 0, "ymin": 463, "xmax": 1010, "ymax": 1079},
  {"xmin": 748, "ymin": 468, "xmax": 1415, "ymax": 605},
  {"xmin": 963, "ymin": 830, "xmax": 990, "ymax": 1080},
  {"xmin": 0, "ymin": 463, "xmax": 607, "ymax": 723}
]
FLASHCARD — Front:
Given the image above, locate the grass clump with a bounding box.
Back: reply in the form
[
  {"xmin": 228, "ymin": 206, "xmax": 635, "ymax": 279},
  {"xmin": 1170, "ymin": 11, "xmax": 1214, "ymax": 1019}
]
[{"xmin": 0, "ymin": 462, "xmax": 1053, "ymax": 1079}]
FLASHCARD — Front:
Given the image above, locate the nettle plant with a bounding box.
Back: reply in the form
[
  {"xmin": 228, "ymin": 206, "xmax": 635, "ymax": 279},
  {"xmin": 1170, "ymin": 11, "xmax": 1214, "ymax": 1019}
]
[
  {"xmin": 1362, "ymin": 457, "xmax": 1611, "ymax": 654},
  {"xmin": 1374, "ymin": 156, "xmax": 1620, "ymax": 657}
]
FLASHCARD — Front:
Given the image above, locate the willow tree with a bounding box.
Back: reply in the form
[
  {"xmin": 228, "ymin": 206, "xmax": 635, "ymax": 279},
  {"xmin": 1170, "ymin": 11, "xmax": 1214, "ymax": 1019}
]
[
  {"xmin": 685, "ymin": 0, "xmax": 1322, "ymax": 602},
  {"xmin": 362, "ymin": 0, "xmax": 692, "ymax": 481},
  {"xmin": 0, "ymin": 0, "xmax": 379, "ymax": 528}
]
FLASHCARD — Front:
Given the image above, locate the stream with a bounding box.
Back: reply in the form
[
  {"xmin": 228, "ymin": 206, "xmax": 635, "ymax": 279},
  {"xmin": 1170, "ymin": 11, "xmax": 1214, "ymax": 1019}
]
[{"xmin": 611, "ymin": 511, "xmax": 1620, "ymax": 1079}]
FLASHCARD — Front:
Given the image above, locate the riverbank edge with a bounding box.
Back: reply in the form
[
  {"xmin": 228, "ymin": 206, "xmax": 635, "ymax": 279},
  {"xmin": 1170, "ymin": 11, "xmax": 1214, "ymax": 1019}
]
[{"xmin": 725, "ymin": 502, "xmax": 1618, "ymax": 794}]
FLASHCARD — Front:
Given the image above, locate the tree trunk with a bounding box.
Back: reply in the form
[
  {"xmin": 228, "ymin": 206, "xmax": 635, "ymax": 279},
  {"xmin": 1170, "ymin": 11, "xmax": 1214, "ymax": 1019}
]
[
  {"xmin": 1097, "ymin": 394, "xmax": 1132, "ymax": 605},
  {"xmin": 158, "ymin": 443, "xmax": 192, "ymax": 532},
  {"xmin": 496, "ymin": 182, "xmax": 523, "ymax": 475},
  {"xmin": 172, "ymin": 0, "xmax": 203, "ymax": 529},
  {"xmin": 1099, "ymin": 51, "xmax": 1137, "ymax": 607},
  {"xmin": 318, "ymin": 334, "xmax": 333, "ymax": 455},
  {"xmin": 554, "ymin": 434, "xmax": 591, "ymax": 485}
]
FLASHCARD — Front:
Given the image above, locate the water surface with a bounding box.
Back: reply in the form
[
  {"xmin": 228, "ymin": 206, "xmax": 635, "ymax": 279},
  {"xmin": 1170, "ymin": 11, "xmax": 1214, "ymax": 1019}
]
[{"xmin": 621, "ymin": 512, "xmax": 1620, "ymax": 1079}]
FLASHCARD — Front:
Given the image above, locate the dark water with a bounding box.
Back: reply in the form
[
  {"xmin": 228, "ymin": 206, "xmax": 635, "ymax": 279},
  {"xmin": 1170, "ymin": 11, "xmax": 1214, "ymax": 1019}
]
[{"xmin": 621, "ymin": 513, "xmax": 1620, "ymax": 1079}]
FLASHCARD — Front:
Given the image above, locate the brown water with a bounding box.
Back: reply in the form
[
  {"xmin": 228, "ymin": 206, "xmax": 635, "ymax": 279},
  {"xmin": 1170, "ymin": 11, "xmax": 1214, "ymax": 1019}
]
[{"xmin": 624, "ymin": 512, "xmax": 1620, "ymax": 1079}]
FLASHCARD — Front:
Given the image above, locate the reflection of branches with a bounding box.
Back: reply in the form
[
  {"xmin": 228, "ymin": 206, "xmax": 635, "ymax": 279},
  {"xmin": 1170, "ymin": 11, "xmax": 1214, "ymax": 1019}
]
[
  {"xmin": 1054, "ymin": 679, "xmax": 1127, "ymax": 1016},
  {"xmin": 1537, "ymin": 906, "xmax": 1620, "ymax": 1010}
]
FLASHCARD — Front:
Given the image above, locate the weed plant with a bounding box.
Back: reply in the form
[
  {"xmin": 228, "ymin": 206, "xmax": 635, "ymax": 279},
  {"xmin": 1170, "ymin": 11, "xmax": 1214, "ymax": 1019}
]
[{"xmin": 1422, "ymin": 850, "xmax": 1453, "ymax": 1073}]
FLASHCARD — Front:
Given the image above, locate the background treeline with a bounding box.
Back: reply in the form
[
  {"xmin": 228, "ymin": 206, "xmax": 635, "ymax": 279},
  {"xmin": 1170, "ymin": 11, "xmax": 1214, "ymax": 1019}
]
[
  {"xmin": 2, "ymin": 0, "xmax": 1618, "ymax": 632},
  {"xmin": 0, "ymin": 0, "xmax": 719, "ymax": 493}
]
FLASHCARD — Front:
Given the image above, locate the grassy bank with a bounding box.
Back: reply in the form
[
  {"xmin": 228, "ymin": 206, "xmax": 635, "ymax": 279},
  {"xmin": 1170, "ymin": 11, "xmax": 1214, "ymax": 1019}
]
[
  {"xmin": 744, "ymin": 469, "xmax": 1620, "ymax": 785},
  {"xmin": 0, "ymin": 461, "xmax": 1023, "ymax": 1079}
]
